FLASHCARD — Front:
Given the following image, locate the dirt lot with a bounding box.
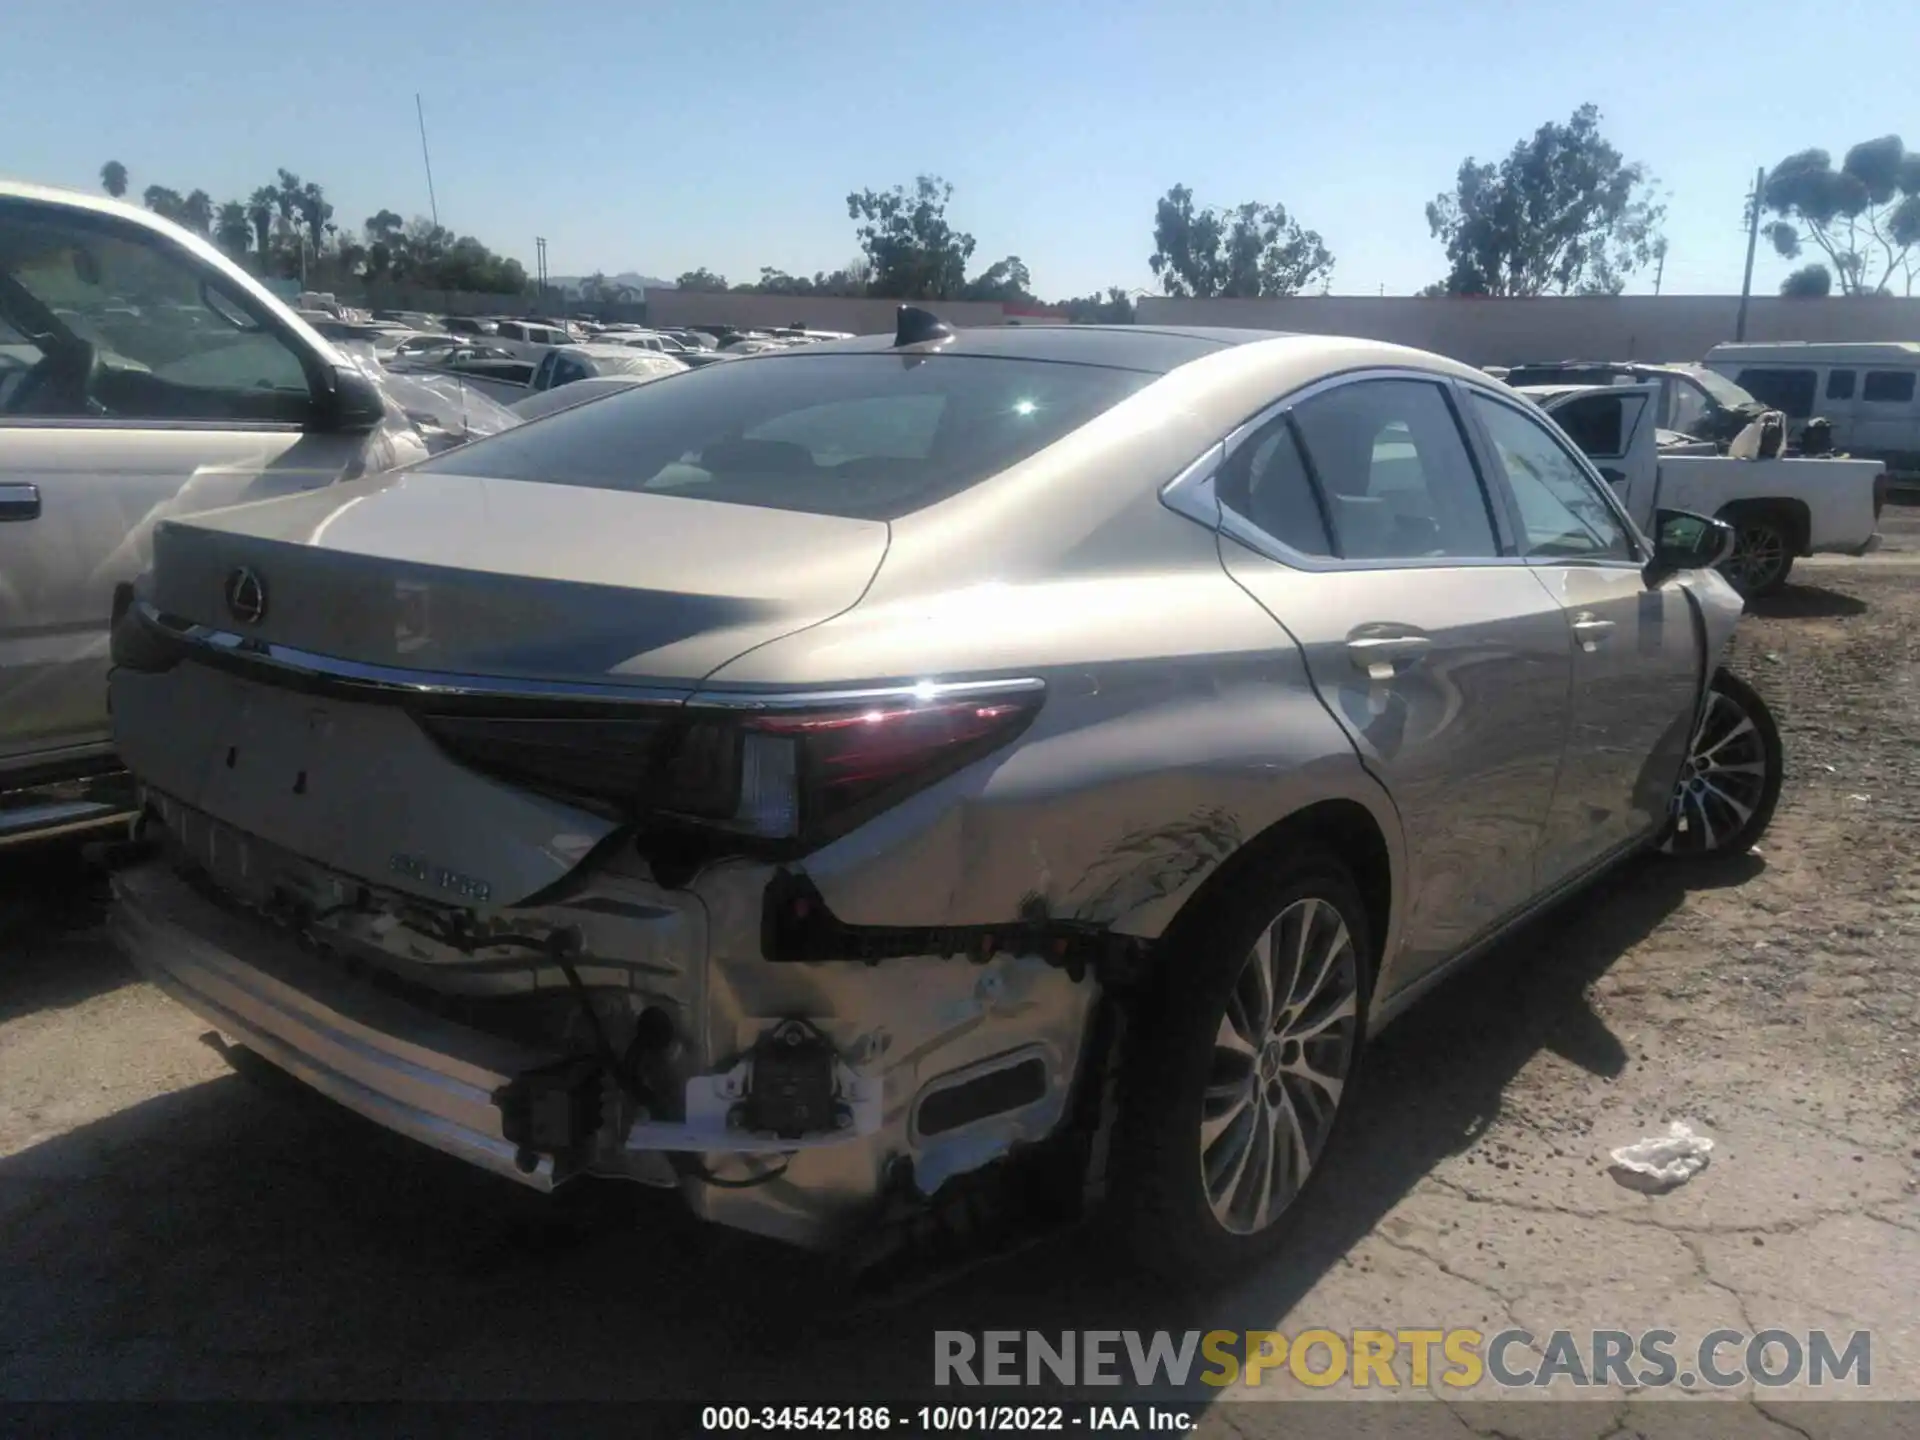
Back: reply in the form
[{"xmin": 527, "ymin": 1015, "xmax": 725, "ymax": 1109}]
[{"xmin": 3, "ymin": 515, "xmax": 1918, "ymax": 1436}]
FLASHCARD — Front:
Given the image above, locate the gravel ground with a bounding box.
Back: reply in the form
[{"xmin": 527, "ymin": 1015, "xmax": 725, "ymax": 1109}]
[{"xmin": 2, "ymin": 518, "xmax": 1918, "ymax": 1436}]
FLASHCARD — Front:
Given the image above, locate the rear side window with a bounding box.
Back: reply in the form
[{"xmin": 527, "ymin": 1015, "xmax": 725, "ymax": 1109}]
[
  {"xmin": 1863, "ymin": 370, "xmax": 1916, "ymax": 404},
  {"xmin": 422, "ymin": 353, "xmax": 1154, "ymax": 520},
  {"xmin": 1736, "ymin": 367, "xmax": 1817, "ymax": 417},
  {"xmin": 1550, "ymin": 392, "xmax": 1630, "ymax": 455},
  {"xmin": 1216, "ymin": 415, "xmax": 1332, "ymax": 557},
  {"xmin": 1289, "ymin": 379, "xmax": 1498, "ymax": 560},
  {"xmin": 1826, "ymin": 369, "xmax": 1855, "ymax": 400}
]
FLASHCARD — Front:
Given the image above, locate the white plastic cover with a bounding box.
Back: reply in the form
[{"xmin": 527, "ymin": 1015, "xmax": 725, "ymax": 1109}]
[
  {"xmin": 335, "ymin": 341, "xmax": 522, "ymax": 474},
  {"xmin": 1609, "ymin": 1120, "xmax": 1715, "ymax": 1191}
]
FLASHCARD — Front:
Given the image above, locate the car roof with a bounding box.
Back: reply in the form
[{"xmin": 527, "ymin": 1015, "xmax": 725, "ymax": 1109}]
[{"xmin": 753, "ymin": 323, "xmax": 1294, "ymax": 375}]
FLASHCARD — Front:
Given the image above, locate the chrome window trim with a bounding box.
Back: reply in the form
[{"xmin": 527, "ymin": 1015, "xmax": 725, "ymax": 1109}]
[
  {"xmin": 1457, "ymin": 379, "xmax": 1650, "ymax": 565},
  {"xmin": 0, "ymin": 417, "xmax": 306, "ymax": 434},
  {"xmin": 1161, "ymin": 366, "xmax": 1530, "ymax": 573}
]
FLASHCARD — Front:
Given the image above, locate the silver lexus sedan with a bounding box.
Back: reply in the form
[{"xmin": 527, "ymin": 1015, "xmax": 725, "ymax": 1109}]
[{"xmin": 105, "ymin": 312, "xmax": 1782, "ymax": 1280}]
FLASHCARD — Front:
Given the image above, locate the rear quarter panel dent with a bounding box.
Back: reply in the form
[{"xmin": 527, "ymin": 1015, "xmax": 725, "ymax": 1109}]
[{"xmin": 799, "ymin": 662, "xmax": 1405, "ymax": 949}]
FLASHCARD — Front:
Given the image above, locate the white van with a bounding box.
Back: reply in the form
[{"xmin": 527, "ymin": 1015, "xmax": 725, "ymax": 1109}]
[{"xmin": 1703, "ymin": 341, "xmax": 1920, "ymax": 479}]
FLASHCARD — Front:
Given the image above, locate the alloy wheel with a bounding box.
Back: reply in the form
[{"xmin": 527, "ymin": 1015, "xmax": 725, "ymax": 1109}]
[
  {"xmin": 1723, "ymin": 522, "xmax": 1787, "ymax": 594},
  {"xmin": 1664, "ymin": 686, "xmax": 1772, "ymax": 855},
  {"xmin": 1200, "ymin": 896, "xmax": 1361, "ymax": 1235}
]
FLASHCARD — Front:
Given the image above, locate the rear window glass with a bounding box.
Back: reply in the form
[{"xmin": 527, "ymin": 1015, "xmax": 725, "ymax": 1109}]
[
  {"xmin": 1735, "ymin": 367, "xmax": 1817, "ymax": 418},
  {"xmin": 420, "ymin": 353, "xmax": 1154, "ymax": 520},
  {"xmin": 1863, "ymin": 370, "xmax": 1916, "ymax": 404}
]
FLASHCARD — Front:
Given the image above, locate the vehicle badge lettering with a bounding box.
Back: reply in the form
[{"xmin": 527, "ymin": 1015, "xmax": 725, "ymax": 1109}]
[{"xmin": 224, "ymin": 567, "xmax": 268, "ymax": 626}]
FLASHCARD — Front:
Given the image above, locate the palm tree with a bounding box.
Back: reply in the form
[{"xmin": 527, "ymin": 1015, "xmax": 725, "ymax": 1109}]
[
  {"xmin": 215, "ymin": 201, "xmax": 252, "ymax": 258},
  {"xmin": 142, "ymin": 185, "xmax": 185, "ymax": 222},
  {"xmin": 247, "ymin": 186, "xmax": 277, "ymax": 272},
  {"xmin": 100, "ymin": 160, "xmax": 128, "ymax": 198},
  {"xmin": 297, "ymin": 181, "xmax": 332, "ymax": 257},
  {"xmin": 182, "ymin": 190, "xmax": 214, "ymax": 237}
]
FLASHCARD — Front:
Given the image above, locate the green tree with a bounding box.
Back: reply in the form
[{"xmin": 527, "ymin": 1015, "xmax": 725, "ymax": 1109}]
[
  {"xmin": 247, "ymin": 187, "xmax": 277, "ymax": 272},
  {"xmin": 100, "ymin": 160, "xmax": 128, "ymax": 199},
  {"xmin": 297, "ymin": 181, "xmax": 332, "ymax": 257},
  {"xmin": 181, "ymin": 189, "xmax": 214, "ymax": 237},
  {"xmin": 1779, "ymin": 263, "xmax": 1833, "ymax": 297},
  {"xmin": 1148, "ymin": 185, "xmax": 1334, "ymax": 297},
  {"xmin": 1760, "ymin": 137, "xmax": 1920, "ymax": 296},
  {"xmin": 141, "ymin": 185, "xmax": 186, "ymax": 222},
  {"xmin": 363, "ymin": 209, "xmax": 406, "ymax": 279},
  {"xmin": 214, "ymin": 200, "xmax": 253, "ymax": 257},
  {"xmin": 1424, "ymin": 104, "xmax": 1666, "ymax": 296},
  {"xmin": 1055, "ymin": 287, "xmax": 1136, "ymax": 323},
  {"xmin": 963, "ymin": 255, "xmax": 1035, "ymax": 303},
  {"xmin": 846, "ymin": 175, "xmax": 976, "ymax": 299},
  {"xmin": 675, "ymin": 267, "xmax": 730, "ymax": 291}
]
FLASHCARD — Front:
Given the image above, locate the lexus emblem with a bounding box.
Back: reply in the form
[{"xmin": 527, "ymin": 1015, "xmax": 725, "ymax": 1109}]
[{"xmin": 224, "ymin": 566, "xmax": 268, "ymax": 626}]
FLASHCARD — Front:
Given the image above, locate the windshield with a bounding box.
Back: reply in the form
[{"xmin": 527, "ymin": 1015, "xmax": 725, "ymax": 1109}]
[
  {"xmin": 1681, "ymin": 364, "xmax": 1759, "ymax": 410},
  {"xmin": 419, "ymin": 352, "xmax": 1155, "ymax": 520}
]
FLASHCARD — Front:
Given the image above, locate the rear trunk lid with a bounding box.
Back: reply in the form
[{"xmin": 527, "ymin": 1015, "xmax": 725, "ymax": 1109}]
[
  {"xmin": 144, "ymin": 469, "xmax": 890, "ymax": 683},
  {"xmin": 120, "ymin": 471, "xmax": 888, "ymax": 905}
]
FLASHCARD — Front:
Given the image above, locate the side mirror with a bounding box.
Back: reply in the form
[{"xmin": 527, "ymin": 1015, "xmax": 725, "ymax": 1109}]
[
  {"xmin": 313, "ymin": 363, "xmax": 388, "ymax": 436},
  {"xmin": 1644, "ymin": 508, "xmax": 1734, "ymax": 585}
]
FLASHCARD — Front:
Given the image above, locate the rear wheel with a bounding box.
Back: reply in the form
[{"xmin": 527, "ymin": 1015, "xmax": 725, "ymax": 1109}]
[
  {"xmin": 1110, "ymin": 856, "xmax": 1370, "ymax": 1281},
  {"xmin": 1719, "ymin": 512, "xmax": 1795, "ymax": 596},
  {"xmin": 1661, "ymin": 669, "xmax": 1783, "ymax": 860}
]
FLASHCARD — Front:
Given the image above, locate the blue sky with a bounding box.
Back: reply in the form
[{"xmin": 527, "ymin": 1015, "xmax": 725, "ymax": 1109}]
[{"xmin": 7, "ymin": 0, "xmax": 1906, "ymax": 298}]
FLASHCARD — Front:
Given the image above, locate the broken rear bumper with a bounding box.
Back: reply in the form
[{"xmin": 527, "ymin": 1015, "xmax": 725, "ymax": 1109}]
[{"xmin": 110, "ymin": 860, "xmax": 562, "ymax": 1190}]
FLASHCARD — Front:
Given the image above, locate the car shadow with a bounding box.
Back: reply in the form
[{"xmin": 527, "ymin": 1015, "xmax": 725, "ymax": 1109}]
[
  {"xmin": 1746, "ymin": 583, "xmax": 1867, "ymax": 619},
  {"xmin": 0, "ymin": 853, "xmax": 1737, "ymax": 1404},
  {"xmin": 0, "ymin": 847, "xmax": 127, "ymax": 1025}
]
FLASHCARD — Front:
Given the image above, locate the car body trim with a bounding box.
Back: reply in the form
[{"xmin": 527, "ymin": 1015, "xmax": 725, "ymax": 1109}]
[
  {"xmin": 1161, "ymin": 366, "xmax": 1539, "ymax": 571},
  {"xmin": 132, "ymin": 601, "xmax": 692, "ymax": 706},
  {"xmin": 686, "ymin": 676, "xmax": 1047, "ymax": 711}
]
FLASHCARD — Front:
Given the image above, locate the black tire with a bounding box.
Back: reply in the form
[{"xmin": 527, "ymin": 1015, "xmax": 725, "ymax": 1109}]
[
  {"xmin": 1661, "ymin": 668, "xmax": 1784, "ymax": 861},
  {"xmin": 1718, "ymin": 511, "xmax": 1796, "ymax": 597},
  {"xmin": 1108, "ymin": 854, "xmax": 1372, "ymax": 1283}
]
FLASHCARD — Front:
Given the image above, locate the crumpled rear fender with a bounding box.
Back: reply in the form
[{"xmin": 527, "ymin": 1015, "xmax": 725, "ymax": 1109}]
[{"xmin": 796, "ymin": 650, "xmax": 1407, "ymax": 949}]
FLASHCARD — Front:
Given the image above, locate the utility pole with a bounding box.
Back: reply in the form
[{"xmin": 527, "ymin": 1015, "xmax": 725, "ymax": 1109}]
[
  {"xmin": 1652, "ymin": 239, "xmax": 1667, "ymax": 296},
  {"xmin": 535, "ymin": 237, "xmax": 548, "ymax": 306},
  {"xmin": 1735, "ymin": 164, "xmax": 1765, "ymax": 342},
  {"xmin": 415, "ymin": 93, "xmax": 440, "ymax": 230}
]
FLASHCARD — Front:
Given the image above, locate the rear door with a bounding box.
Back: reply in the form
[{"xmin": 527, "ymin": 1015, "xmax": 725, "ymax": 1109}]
[
  {"xmin": 1472, "ymin": 386, "xmax": 1700, "ymax": 884},
  {"xmin": 1212, "ymin": 372, "xmax": 1574, "ymax": 986},
  {"xmin": 0, "ymin": 194, "xmax": 358, "ymax": 776},
  {"xmin": 1540, "ymin": 383, "xmax": 1660, "ymax": 530}
]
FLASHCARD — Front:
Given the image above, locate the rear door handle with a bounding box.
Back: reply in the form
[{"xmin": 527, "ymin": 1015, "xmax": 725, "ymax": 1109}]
[
  {"xmin": 1347, "ymin": 633, "xmax": 1431, "ymax": 677},
  {"xmin": 0, "ymin": 483, "xmax": 40, "ymax": 522},
  {"xmin": 1571, "ymin": 613, "xmax": 1616, "ymax": 650}
]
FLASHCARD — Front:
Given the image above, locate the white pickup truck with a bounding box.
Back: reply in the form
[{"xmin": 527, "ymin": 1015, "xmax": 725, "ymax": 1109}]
[{"xmin": 1521, "ymin": 382, "xmax": 1887, "ymax": 596}]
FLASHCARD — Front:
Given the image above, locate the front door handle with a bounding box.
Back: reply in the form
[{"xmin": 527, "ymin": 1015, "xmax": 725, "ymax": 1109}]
[
  {"xmin": 1347, "ymin": 633, "xmax": 1431, "ymax": 677},
  {"xmin": 0, "ymin": 483, "xmax": 40, "ymax": 522},
  {"xmin": 1571, "ymin": 613, "xmax": 1616, "ymax": 651}
]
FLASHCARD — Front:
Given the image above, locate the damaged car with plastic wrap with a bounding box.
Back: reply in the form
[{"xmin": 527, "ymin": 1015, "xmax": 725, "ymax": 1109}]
[
  {"xmin": 105, "ymin": 309, "xmax": 1784, "ymax": 1280},
  {"xmin": 0, "ymin": 180, "xmax": 520, "ymax": 848}
]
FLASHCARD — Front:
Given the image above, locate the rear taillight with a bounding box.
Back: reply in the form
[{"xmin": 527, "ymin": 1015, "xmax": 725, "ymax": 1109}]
[{"xmin": 416, "ymin": 682, "xmax": 1043, "ymax": 853}]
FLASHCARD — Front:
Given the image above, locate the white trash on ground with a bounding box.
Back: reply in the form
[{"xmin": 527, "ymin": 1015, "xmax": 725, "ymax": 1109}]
[{"xmin": 1608, "ymin": 1120, "xmax": 1716, "ymax": 1192}]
